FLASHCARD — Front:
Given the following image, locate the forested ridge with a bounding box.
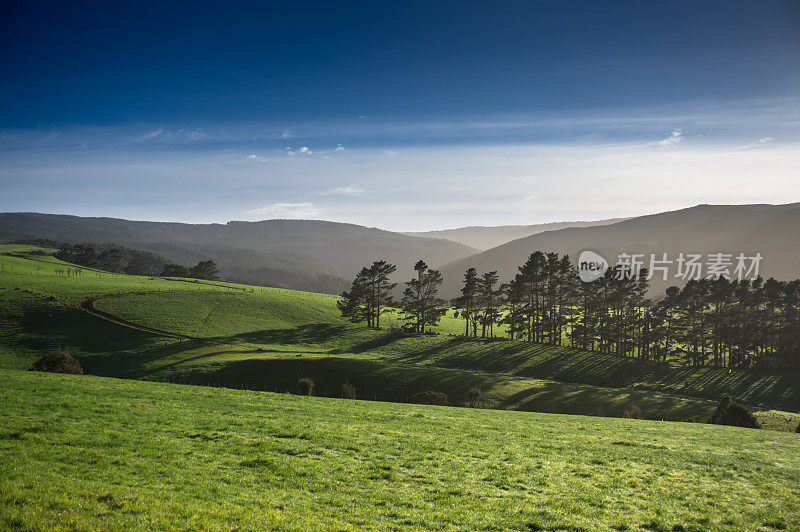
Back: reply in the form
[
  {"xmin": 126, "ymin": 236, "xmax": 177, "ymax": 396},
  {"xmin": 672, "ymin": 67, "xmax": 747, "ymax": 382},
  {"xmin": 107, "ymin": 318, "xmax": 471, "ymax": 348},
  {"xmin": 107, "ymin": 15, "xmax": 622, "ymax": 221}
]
[{"xmin": 0, "ymin": 213, "xmax": 476, "ymax": 294}]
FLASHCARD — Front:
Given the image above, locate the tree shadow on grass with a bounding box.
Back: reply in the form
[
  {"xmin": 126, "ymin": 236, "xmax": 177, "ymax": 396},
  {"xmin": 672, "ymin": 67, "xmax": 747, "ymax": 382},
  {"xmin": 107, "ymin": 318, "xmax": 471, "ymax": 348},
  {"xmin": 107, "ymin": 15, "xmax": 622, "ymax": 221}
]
[
  {"xmin": 645, "ymin": 368, "xmax": 800, "ymax": 411},
  {"xmin": 210, "ymin": 323, "xmax": 349, "ymax": 347},
  {"xmin": 498, "ymin": 381, "xmax": 714, "ymax": 420},
  {"xmin": 167, "ymin": 356, "xmax": 487, "ymax": 403},
  {"xmin": 385, "ymin": 337, "xmax": 800, "ymax": 411},
  {"xmin": 137, "ymin": 355, "xmax": 717, "ymax": 420},
  {"xmin": 330, "ymin": 330, "xmax": 406, "ymax": 354},
  {"xmin": 385, "ymin": 336, "xmax": 657, "ymax": 387}
]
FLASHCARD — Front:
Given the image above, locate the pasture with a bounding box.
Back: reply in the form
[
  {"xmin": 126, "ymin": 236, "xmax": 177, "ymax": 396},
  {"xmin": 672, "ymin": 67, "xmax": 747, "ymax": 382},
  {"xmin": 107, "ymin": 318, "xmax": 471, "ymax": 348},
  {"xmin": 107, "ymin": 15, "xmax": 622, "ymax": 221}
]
[{"xmin": 2, "ymin": 370, "xmax": 799, "ymax": 530}]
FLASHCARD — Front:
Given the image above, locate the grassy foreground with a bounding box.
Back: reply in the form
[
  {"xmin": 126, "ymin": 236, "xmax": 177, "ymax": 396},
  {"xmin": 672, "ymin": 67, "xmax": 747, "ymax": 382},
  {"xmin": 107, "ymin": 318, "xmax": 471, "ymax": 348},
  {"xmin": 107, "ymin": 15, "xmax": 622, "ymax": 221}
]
[{"xmin": 2, "ymin": 369, "xmax": 800, "ymax": 531}]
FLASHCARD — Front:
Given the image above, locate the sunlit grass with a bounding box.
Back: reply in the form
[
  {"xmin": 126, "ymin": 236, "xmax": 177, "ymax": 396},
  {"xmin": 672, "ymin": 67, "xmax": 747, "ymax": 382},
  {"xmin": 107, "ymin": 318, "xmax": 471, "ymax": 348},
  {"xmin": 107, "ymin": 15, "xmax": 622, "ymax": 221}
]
[{"xmin": 2, "ymin": 370, "xmax": 799, "ymax": 530}]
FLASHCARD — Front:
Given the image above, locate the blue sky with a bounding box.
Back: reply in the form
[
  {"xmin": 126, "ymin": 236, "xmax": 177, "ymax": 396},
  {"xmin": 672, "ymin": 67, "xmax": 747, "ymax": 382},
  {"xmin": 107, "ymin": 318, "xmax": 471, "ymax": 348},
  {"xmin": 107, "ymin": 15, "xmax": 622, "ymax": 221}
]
[{"xmin": 1, "ymin": 1, "xmax": 799, "ymax": 230}]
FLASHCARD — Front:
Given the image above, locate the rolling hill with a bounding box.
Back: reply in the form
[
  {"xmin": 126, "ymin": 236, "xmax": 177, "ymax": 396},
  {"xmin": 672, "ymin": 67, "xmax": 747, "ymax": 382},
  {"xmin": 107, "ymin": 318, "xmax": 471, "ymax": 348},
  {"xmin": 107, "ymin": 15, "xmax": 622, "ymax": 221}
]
[
  {"xmin": 404, "ymin": 217, "xmax": 628, "ymax": 251},
  {"xmin": 439, "ymin": 203, "xmax": 800, "ymax": 297},
  {"xmin": 0, "ymin": 213, "xmax": 478, "ymax": 293},
  {"xmin": 3, "ymin": 248, "xmax": 800, "ymax": 422}
]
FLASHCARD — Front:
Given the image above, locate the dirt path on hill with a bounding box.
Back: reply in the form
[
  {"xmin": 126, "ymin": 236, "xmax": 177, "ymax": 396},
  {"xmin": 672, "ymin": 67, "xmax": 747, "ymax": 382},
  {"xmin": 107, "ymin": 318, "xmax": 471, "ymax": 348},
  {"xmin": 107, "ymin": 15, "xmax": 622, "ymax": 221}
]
[{"xmin": 78, "ymin": 296, "xmax": 201, "ymax": 341}]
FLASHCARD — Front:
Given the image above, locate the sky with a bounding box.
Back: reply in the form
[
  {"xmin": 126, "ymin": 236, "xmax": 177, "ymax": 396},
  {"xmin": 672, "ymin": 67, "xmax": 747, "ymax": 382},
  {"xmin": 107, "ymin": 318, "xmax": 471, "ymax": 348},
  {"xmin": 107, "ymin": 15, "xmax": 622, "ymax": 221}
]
[{"xmin": 1, "ymin": 1, "xmax": 799, "ymax": 231}]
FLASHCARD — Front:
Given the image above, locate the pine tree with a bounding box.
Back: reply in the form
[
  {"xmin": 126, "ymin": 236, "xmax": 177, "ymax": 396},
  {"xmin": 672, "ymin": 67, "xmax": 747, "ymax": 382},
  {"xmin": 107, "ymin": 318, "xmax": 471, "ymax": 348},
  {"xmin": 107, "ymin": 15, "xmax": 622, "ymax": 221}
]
[
  {"xmin": 366, "ymin": 260, "xmax": 397, "ymax": 328},
  {"xmin": 455, "ymin": 268, "xmax": 480, "ymax": 337},
  {"xmin": 400, "ymin": 260, "xmax": 447, "ymax": 333},
  {"xmin": 500, "ymin": 279, "xmax": 526, "ymax": 339},
  {"xmin": 338, "ymin": 270, "xmax": 370, "ymax": 324},
  {"xmin": 478, "ymin": 271, "xmax": 501, "ymax": 338},
  {"xmin": 339, "ymin": 261, "xmax": 397, "ymax": 328}
]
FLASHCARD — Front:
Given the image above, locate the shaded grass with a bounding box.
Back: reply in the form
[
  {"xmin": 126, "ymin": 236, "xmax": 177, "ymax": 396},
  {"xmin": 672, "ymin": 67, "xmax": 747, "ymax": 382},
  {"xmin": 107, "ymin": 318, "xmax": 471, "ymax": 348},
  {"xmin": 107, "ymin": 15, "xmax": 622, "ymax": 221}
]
[
  {"xmin": 0, "ymin": 290, "xmax": 168, "ymax": 371},
  {"xmin": 1, "ymin": 369, "xmax": 799, "ymax": 530},
  {"xmin": 114, "ymin": 345, "xmax": 720, "ymax": 420},
  {"xmin": 90, "ymin": 289, "xmax": 800, "ymax": 411}
]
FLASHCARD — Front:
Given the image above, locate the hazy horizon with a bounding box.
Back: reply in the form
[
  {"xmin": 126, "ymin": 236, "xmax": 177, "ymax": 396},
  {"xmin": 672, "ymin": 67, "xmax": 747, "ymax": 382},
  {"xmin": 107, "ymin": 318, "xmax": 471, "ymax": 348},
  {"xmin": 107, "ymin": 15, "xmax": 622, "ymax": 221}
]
[{"xmin": 3, "ymin": 201, "xmax": 800, "ymax": 234}]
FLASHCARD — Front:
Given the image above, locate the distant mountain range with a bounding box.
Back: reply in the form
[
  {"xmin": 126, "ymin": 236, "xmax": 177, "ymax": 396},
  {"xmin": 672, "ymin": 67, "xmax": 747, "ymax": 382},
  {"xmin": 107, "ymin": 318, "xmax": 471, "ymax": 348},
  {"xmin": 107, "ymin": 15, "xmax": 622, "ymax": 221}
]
[
  {"xmin": 404, "ymin": 218, "xmax": 628, "ymax": 251},
  {"xmin": 0, "ymin": 213, "xmax": 477, "ymax": 294},
  {"xmin": 437, "ymin": 203, "xmax": 800, "ymax": 297},
  {"xmin": 4, "ymin": 204, "xmax": 799, "ymax": 299}
]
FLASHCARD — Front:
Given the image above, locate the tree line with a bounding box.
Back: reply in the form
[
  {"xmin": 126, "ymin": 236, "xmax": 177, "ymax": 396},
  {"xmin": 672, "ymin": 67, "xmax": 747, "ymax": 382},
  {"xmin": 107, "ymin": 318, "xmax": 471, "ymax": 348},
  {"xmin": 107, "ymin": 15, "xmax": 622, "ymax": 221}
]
[
  {"xmin": 55, "ymin": 243, "xmax": 164, "ymax": 275},
  {"xmin": 340, "ymin": 252, "xmax": 800, "ymax": 369},
  {"xmin": 160, "ymin": 260, "xmax": 219, "ymax": 280},
  {"xmin": 52, "ymin": 242, "xmax": 219, "ymax": 280},
  {"xmin": 12, "ymin": 237, "xmax": 352, "ymax": 294}
]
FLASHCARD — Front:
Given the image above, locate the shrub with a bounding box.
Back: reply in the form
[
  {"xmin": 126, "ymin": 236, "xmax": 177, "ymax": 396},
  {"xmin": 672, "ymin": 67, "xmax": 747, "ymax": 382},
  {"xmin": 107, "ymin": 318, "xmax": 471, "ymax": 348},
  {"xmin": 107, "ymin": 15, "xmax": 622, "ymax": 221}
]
[
  {"xmin": 341, "ymin": 381, "xmax": 357, "ymax": 399},
  {"xmin": 297, "ymin": 377, "xmax": 314, "ymax": 396},
  {"xmin": 409, "ymin": 391, "xmax": 450, "ymax": 406},
  {"xmin": 623, "ymin": 404, "xmax": 643, "ymax": 419},
  {"xmin": 385, "ymin": 328, "xmax": 409, "ymax": 340},
  {"xmin": 467, "ymin": 387, "xmax": 482, "ymax": 408},
  {"xmin": 29, "ymin": 349, "xmax": 84, "ymax": 375},
  {"xmin": 795, "ymin": 422, "xmax": 799, "ymax": 434},
  {"xmin": 708, "ymin": 396, "xmax": 760, "ymax": 429}
]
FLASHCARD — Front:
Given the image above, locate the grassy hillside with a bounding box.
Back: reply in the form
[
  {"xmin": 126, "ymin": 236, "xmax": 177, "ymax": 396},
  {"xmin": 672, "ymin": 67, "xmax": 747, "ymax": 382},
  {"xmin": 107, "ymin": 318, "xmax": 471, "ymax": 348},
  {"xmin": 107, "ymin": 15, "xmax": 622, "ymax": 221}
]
[
  {"xmin": 2, "ymin": 251, "xmax": 799, "ymax": 425},
  {"xmin": 86, "ymin": 286, "xmax": 800, "ymax": 413},
  {"xmin": 2, "ymin": 370, "xmax": 800, "ymax": 531}
]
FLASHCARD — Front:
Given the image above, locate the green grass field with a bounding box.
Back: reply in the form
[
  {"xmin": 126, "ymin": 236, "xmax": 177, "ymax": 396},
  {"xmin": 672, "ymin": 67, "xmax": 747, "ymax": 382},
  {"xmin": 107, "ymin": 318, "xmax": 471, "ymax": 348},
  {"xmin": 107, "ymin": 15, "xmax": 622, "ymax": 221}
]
[{"xmin": 2, "ymin": 369, "xmax": 799, "ymax": 531}]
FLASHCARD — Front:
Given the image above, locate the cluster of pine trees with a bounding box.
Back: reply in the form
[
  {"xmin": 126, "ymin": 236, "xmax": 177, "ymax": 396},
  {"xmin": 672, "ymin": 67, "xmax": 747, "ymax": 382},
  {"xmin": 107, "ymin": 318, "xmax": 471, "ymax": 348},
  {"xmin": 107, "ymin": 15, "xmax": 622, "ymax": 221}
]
[
  {"xmin": 340, "ymin": 251, "xmax": 800, "ymax": 369},
  {"xmin": 338, "ymin": 259, "xmax": 447, "ymax": 333},
  {"xmin": 337, "ymin": 261, "xmax": 397, "ymax": 328}
]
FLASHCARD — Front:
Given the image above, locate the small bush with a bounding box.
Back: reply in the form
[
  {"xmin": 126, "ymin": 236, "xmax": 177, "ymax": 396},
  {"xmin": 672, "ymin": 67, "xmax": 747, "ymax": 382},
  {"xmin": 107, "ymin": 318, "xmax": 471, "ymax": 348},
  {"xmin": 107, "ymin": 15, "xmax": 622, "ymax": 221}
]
[
  {"xmin": 297, "ymin": 377, "xmax": 314, "ymax": 396},
  {"xmin": 623, "ymin": 404, "xmax": 643, "ymax": 419},
  {"xmin": 467, "ymin": 387, "xmax": 482, "ymax": 408},
  {"xmin": 29, "ymin": 349, "xmax": 83, "ymax": 375},
  {"xmin": 409, "ymin": 391, "xmax": 450, "ymax": 406},
  {"xmin": 385, "ymin": 328, "xmax": 409, "ymax": 340},
  {"xmin": 341, "ymin": 381, "xmax": 357, "ymax": 399},
  {"xmin": 708, "ymin": 396, "xmax": 760, "ymax": 429},
  {"xmin": 796, "ymin": 422, "xmax": 800, "ymax": 434}
]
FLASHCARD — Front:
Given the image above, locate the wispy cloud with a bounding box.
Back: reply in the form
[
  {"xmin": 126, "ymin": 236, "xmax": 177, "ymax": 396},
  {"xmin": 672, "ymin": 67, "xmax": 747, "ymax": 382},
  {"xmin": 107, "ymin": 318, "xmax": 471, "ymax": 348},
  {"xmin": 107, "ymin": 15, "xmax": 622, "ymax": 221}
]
[
  {"xmin": 734, "ymin": 137, "xmax": 774, "ymax": 150},
  {"xmin": 4, "ymin": 97, "xmax": 798, "ymax": 154},
  {"xmin": 179, "ymin": 128, "xmax": 207, "ymax": 141},
  {"xmin": 130, "ymin": 129, "xmax": 165, "ymax": 142},
  {"xmin": 272, "ymin": 129, "xmax": 293, "ymax": 139},
  {"xmin": 247, "ymin": 154, "xmax": 266, "ymax": 162},
  {"xmin": 243, "ymin": 202, "xmax": 321, "ymax": 220},
  {"xmin": 128, "ymin": 127, "xmax": 206, "ymax": 143},
  {"xmin": 319, "ymin": 185, "xmax": 364, "ymax": 195},
  {"xmin": 657, "ymin": 129, "xmax": 685, "ymax": 146}
]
